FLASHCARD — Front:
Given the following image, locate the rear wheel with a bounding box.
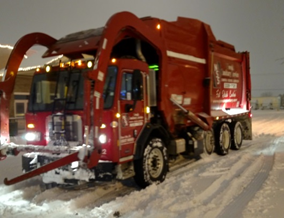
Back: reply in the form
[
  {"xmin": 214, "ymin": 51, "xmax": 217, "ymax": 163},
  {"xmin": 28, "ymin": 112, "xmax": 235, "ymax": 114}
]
[
  {"xmin": 215, "ymin": 123, "xmax": 231, "ymax": 155},
  {"xmin": 230, "ymin": 121, "xmax": 243, "ymax": 150},
  {"xmin": 133, "ymin": 138, "xmax": 168, "ymax": 188},
  {"xmin": 203, "ymin": 130, "xmax": 215, "ymax": 155}
]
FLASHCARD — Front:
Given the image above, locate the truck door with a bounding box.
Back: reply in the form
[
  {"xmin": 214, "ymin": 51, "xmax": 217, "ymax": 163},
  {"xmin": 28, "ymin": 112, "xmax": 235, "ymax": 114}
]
[{"xmin": 118, "ymin": 69, "xmax": 147, "ymax": 161}]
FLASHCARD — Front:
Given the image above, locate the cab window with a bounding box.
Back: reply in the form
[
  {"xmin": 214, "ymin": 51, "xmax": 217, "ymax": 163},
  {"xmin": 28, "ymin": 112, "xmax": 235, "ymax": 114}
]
[{"xmin": 120, "ymin": 73, "xmax": 133, "ymax": 100}]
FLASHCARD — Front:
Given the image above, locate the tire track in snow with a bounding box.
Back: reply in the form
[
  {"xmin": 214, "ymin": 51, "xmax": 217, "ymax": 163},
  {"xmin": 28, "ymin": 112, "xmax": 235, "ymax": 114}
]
[
  {"xmin": 216, "ymin": 154, "xmax": 274, "ymax": 218},
  {"xmin": 202, "ymin": 136, "xmax": 281, "ymax": 217},
  {"xmin": 164, "ymin": 152, "xmax": 258, "ymax": 215},
  {"xmin": 169, "ymin": 146, "xmax": 248, "ymax": 179},
  {"xmin": 32, "ymin": 181, "xmax": 138, "ymax": 208},
  {"xmin": 191, "ymin": 153, "xmax": 255, "ymax": 205},
  {"xmin": 183, "ymin": 153, "xmax": 267, "ymax": 217}
]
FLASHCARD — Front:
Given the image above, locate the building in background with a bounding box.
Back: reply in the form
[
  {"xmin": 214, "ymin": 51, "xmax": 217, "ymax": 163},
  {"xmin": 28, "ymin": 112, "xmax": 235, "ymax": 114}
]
[
  {"xmin": 1, "ymin": 47, "xmax": 33, "ymax": 135},
  {"xmin": 251, "ymin": 95, "xmax": 284, "ymax": 110},
  {"xmin": 9, "ymin": 70, "xmax": 33, "ymax": 135}
]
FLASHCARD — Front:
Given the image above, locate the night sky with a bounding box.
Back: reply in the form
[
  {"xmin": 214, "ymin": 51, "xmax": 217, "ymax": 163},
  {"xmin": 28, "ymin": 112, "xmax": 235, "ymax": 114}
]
[{"xmin": 1, "ymin": 0, "xmax": 284, "ymax": 97}]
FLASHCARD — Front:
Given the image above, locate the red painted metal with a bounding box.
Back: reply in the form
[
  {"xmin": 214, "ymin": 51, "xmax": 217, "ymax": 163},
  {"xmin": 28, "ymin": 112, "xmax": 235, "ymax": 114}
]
[
  {"xmin": 87, "ymin": 149, "xmax": 101, "ymax": 169},
  {"xmin": 0, "ymin": 33, "xmax": 56, "ymax": 144},
  {"xmin": 25, "ymin": 110, "xmax": 85, "ymax": 146},
  {"xmin": 25, "ymin": 111, "xmax": 52, "ymax": 145},
  {"xmin": 88, "ymin": 11, "xmax": 167, "ymax": 149}
]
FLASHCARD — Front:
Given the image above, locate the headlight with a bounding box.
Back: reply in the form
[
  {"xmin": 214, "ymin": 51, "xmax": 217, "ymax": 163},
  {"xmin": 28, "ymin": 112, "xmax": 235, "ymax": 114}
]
[
  {"xmin": 98, "ymin": 134, "xmax": 107, "ymax": 144},
  {"xmin": 25, "ymin": 132, "xmax": 41, "ymax": 141}
]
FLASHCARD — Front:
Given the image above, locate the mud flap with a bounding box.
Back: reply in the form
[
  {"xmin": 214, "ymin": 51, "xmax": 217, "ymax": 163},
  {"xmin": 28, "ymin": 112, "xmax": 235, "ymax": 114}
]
[{"xmin": 195, "ymin": 139, "xmax": 205, "ymax": 157}]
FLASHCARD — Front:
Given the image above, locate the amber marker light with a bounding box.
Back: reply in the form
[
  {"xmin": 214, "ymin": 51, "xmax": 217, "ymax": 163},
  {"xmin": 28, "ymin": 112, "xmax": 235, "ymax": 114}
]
[
  {"xmin": 111, "ymin": 58, "xmax": 116, "ymax": 63},
  {"xmin": 156, "ymin": 24, "xmax": 161, "ymax": 30},
  {"xmin": 145, "ymin": 106, "xmax": 150, "ymax": 114},
  {"xmin": 45, "ymin": 65, "xmax": 51, "ymax": 72},
  {"xmin": 87, "ymin": 61, "xmax": 93, "ymax": 68},
  {"xmin": 110, "ymin": 121, "xmax": 118, "ymax": 128},
  {"xmin": 115, "ymin": 113, "xmax": 121, "ymax": 118},
  {"xmin": 27, "ymin": 123, "xmax": 35, "ymax": 129}
]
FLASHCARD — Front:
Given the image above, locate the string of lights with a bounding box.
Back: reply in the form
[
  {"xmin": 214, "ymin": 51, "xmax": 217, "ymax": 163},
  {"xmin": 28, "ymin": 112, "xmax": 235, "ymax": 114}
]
[
  {"xmin": 46, "ymin": 55, "xmax": 63, "ymax": 64},
  {"xmin": 0, "ymin": 44, "xmax": 13, "ymax": 50},
  {"xmin": 0, "ymin": 44, "xmax": 62, "ymax": 72}
]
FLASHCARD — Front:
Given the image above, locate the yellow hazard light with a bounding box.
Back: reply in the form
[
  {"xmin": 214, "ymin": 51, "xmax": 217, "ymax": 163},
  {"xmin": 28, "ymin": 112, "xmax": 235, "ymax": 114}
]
[
  {"xmin": 156, "ymin": 24, "xmax": 161, "ymax": 30},
  {"xmin": 78, "ymin": 60, "xmax": 82, "ymax": 66},
  {"xmin": 87, "ymin": 61, "xmax": 93, "ymax": 68},
  {"xmin": 60, "ymin": 63, "xmax": 65, "ymax": 68},
  {"xmin": 27, "ymin": 123, "xmax": 35, "ymax": 129},
  {"xmin": 145, "ymin": 106, "xmax": 150, "ymax": 114},
  {"xmin": 45, "ymin": 65, "xmax": 51, "ymax": 72},
  {"xmin": 111, "ymin": 58, "xmax": 116, "ymax": 63}
]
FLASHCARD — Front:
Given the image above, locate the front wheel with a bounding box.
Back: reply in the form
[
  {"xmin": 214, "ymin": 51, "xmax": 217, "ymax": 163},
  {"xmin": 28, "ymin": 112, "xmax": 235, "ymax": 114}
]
[{"xmin": 133, "ymin": 138, "xmax": 168, "ymax": 188}]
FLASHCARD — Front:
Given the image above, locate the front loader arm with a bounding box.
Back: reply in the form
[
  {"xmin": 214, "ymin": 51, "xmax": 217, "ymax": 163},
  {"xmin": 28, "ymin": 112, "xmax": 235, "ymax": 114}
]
[
  {"xmin": 0, "ymin": 143, "xmax": 101, "ymax": 185},
  {"xmin": 0, "ymin": 33, "xmax": 56, "ymax": 145},
  {"xmin": 2, "ymin": 32, "xmax": 57, "ymax": 93},
  {"xmin": 4, "ymin": 151, "xmax": 79, "ymax": 185}
]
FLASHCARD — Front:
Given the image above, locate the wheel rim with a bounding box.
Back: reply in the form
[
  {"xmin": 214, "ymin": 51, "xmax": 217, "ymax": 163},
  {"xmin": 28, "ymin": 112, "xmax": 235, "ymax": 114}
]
[
  {"xmin": 146, "ymin": 147, "xmax": 164, "ymax": 179},
  {"xmin": 235, "ymin": 124, "xmax": 242, "ymax": 145},
  {"xmin": 222, "ymin": 131, "xmax": 230, "ymax": 149},
  {"xmin": 220, "ymin": 124, "xmax": 230, "ymax": 150},
  {"xmin": 205, "ymin": 132, "xmax": 214, "ymax": 153}
]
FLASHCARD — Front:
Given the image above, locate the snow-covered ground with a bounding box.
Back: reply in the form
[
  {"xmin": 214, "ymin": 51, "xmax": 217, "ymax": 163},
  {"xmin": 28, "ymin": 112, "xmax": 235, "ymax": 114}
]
[{"xmin": 1, "ymin": 110, "xmax": 284, "ymax": 218}]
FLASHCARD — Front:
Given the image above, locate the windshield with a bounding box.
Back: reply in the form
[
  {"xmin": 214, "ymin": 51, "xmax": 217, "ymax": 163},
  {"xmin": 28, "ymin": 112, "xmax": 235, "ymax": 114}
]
[
  {"xmin": 28, "ymin": 70, "xmax": 84, "ymax": 112},
  {"xmin": 28, "ymin": 66, "xmax": 118, "ymax": 112}
]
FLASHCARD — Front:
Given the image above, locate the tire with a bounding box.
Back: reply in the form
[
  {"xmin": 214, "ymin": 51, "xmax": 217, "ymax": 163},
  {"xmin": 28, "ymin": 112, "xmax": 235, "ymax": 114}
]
[
  {"xmin": 215, "ymin": 122, "xmax": 231, "ymax": 155},
  {"xmin": 203, "ymin": 130, "xmax": 215, "ymax": 155},
  {"xmin": 133, "ymin": 138, "xmax": 168, "ymax": 188},
  {"xmin": 230, "ymin": 121, "xmax": 243, "ymax": 150}
]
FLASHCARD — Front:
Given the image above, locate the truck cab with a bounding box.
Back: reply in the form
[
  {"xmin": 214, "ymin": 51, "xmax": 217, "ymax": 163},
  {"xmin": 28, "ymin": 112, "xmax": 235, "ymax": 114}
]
[{"xmin": 23, "ymin": 57, "xmax": 158, "ymax": 182}]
